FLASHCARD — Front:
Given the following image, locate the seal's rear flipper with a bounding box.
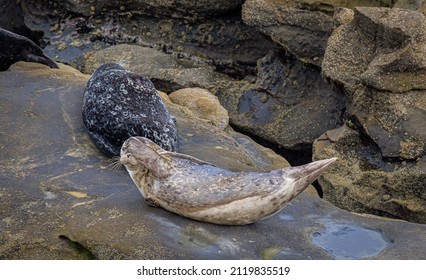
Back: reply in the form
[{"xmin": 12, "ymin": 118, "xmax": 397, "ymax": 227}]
[
  {"xmin": 284, "ymin": 157, "xmax": 337, "ymax": 195},
  {"xmin": 0, "ymin": 27, "xmax": 58, "ymax": 71},
  {"xmin": 23, "ymin": 52, "xmax": 59, "ymax": 69}
]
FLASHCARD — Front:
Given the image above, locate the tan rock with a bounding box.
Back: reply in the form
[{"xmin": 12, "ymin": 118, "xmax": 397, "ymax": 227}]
[
  {"xmin": 322, "ymin": 7, "xmax": 426, "ymax": 159},
  {"xmin": 169, "ymin": 88, "xmax": 229, "ymax": 130},
  {"xmin": 313, "ymin": 124, "xmax": 426, "ymax": 224}
]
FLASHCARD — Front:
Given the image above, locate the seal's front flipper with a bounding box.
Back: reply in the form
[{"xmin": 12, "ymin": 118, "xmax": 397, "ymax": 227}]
[{"xmin": 144, "ymin": 197, "xmax": 160, "ymax": 207}]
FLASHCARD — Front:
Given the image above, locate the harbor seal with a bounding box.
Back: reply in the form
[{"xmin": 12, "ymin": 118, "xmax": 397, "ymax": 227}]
[
  {"xmin": 0, "ymin": 27, "xmax": 58, "ymax": 71},
  {"xmin": 82, "ymin": 63, "xmax": 178, "ymax": 156},
  {"xmin": 120, "ymin": 136, "xmax": 337, "ymax": 225}
]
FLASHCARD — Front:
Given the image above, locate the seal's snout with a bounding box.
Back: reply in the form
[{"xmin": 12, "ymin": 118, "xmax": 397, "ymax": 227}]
[
  {"xmin": 119, "ymin": 153, "xmax": 130, "ymax": 165},
  {"xmin": 120, "ymin": 152, "xmax": 138, "ymax": 169}
]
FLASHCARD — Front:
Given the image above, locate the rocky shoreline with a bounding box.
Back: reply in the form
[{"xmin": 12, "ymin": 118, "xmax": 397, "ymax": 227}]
[{"xmin": 1, "ymin": 0, "xmax": 425, "ymax": 259}]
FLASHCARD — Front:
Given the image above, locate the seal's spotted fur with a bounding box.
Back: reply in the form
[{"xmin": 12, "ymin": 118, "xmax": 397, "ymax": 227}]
[
  {"xmin": 82, "ymin": 63, "xmax": 178, "ymax": 156},
  {"xmin": 120, "ymin": 136, "xmax": 336, "ymax": 225}
]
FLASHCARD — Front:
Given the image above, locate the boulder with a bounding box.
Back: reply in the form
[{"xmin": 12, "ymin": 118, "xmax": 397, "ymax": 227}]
[
  {"xmin": 224, "ymin": 50, "xmax": 346, "ymax": 152},
  {"xmin": 169, "ymin": 88, "xmax": 229, "ymax": 130},
  {"xmin": 242, "ymin": 0, "xmax": 395, "ymax": 66},
  {"xmin": 322, "ymin": 7, "xmax": 426, "ymax": 159},
  {"xmin": 313, "ymin": 124, "xmax": 426, "ymax": 224},
  {"xmin": 0, "ymin": 0, "xmax": 33, "ymax": 38},
  {"xmin": 242, "ymin": 0, "xmax": 333, "ymax": 66},
  {"xmin": 394, "ymin": 0, "xmax": 426, "ymax": 14},
  {"xmin": 324, "ymin": 7, "xmax": 426, "ymax": 93},
  {"xmin": 1, "ymin": 62, "xmax": 426, "ymax": 259}
]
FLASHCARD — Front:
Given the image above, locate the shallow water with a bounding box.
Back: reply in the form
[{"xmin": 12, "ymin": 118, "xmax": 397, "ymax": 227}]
[{"xmin": 312, "ymin": 219, "xmax": 389, "ymax": 259}]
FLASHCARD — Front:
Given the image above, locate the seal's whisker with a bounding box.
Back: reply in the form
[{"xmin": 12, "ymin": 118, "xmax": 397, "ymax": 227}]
[
  {"xmin": 107, "ymin": 156, "xmax": 123, "ymax": 172},
  {"xmin": 107, "ymin": 156, "xmax": 121, "ymax": 162}
]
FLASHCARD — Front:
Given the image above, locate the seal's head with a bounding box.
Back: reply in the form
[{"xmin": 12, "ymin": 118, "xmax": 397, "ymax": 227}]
[{"xmin": 120, "ymin": 137, "xmax": 172, "ymax": 178}]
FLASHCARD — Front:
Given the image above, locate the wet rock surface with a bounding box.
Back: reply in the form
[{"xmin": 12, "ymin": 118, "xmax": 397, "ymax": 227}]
[
  {"xmin": 1, "ymin": 63, "xmax": 425, "ymax": 259},
  {"xmin": 19, "ymin": 0, "xmax": 276, "ymax": 74},
  {"xmin": 21, "ymin": 0, "xmax": 245, "ymax": 18}
]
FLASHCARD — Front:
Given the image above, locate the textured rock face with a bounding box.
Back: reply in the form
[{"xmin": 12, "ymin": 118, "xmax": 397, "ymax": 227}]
[
  {"xmin": 323, "ymin": 7, "xmax": 426, "ymax": 93},
  {"xmin": 77, "ymin": 44, "xmax": 227, "ymax": 92},
  {"xmin": 82, "ymin": 63, "xmax": 178, "ymax": 156},
  {"xmin": 242, "ymin": 0, "xmax": 333, "ymax": 66},
  {"xmin": 230, "ymin": 51, "xmax": 345, "ymax": 151},
  {"xmin": 395, "ymin": 0, "xmax": 426, "ymax": 13},
  {"xmin": 21, "ymin": 0, "xmax": 245, "ymax": 18},
  {"xmin": 169, "ymin": 88, "xmax": 229, "ymax": 130},
  {"xmin": 242, "ymin": 0, "xmax": 396, "ymax": 66},
  {"xmin": 319, "ymin": 6, "xmax": 426, "ymax": 222},
  {"xmin": 2, "ymin": 62, "xmax": 426, "ymax": 259},
  {"xmin": 350, "ymin": 87, "xmax": 426, "ymax": 160},
  {"xmin": 323, "ymin": 7, "xmax": 426, "ymax": 160},
  {"xmin": 313, "ymin": 125, "xmax": 426, "ymax": 224}
]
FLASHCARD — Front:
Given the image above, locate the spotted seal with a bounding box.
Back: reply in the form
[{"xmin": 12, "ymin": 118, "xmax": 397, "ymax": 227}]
[
  {"xmin": 82, "ymin": 63, "xmax": 178, "ymax": 156},
  {"xmin": 0, "ymin": 27, "xmax": 58, "ymax": 71},
  {"xmin": 120, "ymin": 136, "xmax": 337, "ymax": 225}
]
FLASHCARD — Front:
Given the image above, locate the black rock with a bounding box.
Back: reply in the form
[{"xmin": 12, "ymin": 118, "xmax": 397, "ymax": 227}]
[{"xmin": 82, "ymin": 63, "xmax": 178, "ymax": 156}]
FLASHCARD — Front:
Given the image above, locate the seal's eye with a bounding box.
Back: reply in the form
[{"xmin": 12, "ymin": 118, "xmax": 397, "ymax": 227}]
[{"xmin": 120, "ymin": 153, "xmax": 138, "ymax": 166}]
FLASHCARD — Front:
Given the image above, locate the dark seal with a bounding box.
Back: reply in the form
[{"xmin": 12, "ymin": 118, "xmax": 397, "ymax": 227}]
[
  {"xmin": 0, "ymin": 27, "xmax": 58, "ymax": 71},
  {"xmin": 82, "ymin": 63, "xmax": 178, "ymax": 156}
]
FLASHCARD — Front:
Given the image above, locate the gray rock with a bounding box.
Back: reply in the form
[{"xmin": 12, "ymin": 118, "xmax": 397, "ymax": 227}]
[
  {"xmin": 0, "ymin": 0, "xmax": 26, "ymax": 33},
  {"xmin": 394, "ymin": 0, "xmax": 426, "ymax": 12},
  {"xmin": 52, "ymin": 13, "xmax": 275, "ymax": 68},
  {"xmin": 322, "ymin": 7, "xmax": 426, "ymax": 159},
  {"xmin": 76, "ymin": 44, "xmax": 228, "ymax": 91},
  {"xmin": 313, "ymin": 124, "xmax": 426, "ymax": 224},
  {"xmin": 229, "ymin": 50, "xmax": 345, "ymax": 151},
  {"xmin": 242, "ymin": 0, "xmax": 333, "ymax": 66},
  {"xmin": 1, "ymin": 61, "xmax": 425, "ymax": 260},
  {"xmin": 323, "ymin": 7, "xmax": 426, "ymax": 93},
  {"xmin": 242, "ymin": 0, "xmax": 395, "ymax": 66},
  {"xmin": 18, "ymin": 0, "xmax": 276, "ymax": 70},
  {"xmin": 350, "ymin": 87, "xmax": 426, "ymax": 159}
]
